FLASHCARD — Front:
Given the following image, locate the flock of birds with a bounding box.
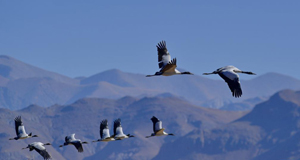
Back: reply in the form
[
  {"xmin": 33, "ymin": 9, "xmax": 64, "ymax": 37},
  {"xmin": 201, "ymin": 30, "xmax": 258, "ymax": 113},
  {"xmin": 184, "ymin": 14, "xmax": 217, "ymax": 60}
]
[
  {"xmin": 9, "ymin": 41, "xmax": 255, "ymax": 159},
  {"xmin": 147, "ymin": 40, "xmax": 256, "ymax": 98},
  {"xmin": 10, "ymin": 116, "xmax": 173, "ymax": 160}
]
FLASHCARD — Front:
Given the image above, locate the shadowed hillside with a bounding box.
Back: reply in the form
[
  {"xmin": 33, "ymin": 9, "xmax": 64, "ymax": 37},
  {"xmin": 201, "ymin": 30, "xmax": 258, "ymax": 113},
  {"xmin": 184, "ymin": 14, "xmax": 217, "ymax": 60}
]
[
  {"xmin": 154, "ymin": 90, "xmax": 300, "ymax": 160},
  {"xmin": 0, "ymin": 96, "xmax": 245, "ymax": 160}
]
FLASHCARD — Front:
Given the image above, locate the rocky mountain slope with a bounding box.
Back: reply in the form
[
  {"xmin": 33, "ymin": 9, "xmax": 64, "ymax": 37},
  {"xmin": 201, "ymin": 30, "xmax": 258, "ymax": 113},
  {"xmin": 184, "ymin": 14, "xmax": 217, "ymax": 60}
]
[
  {"xmin": 0, "ymin": 96, "xmax": 245, "ymax": 160},
  {"xmin": 154, "ymin": 90, "xmax": 300, "ymax": 160}
]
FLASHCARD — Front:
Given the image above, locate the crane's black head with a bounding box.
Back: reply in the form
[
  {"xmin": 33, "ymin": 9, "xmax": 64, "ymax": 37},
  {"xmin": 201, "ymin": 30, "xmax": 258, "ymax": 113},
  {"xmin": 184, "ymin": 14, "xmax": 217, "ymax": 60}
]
[
  {"xmin": 181, "ymin": 72, "xmax": 193, "ymax": 75},
  {"xmin": 32, "ymin": 135, "xmax": 38, "ymax": 137},
  {"xmin": 127, "ymin": 134, "xmax": 135, "ymax": 138},
  {"xmin": 44, "ymin": 143, "xmax": 51, "ymax": 145},
  {"xmin": 92, "ymin": 139, "xmax": 101, "ymax": 142},
  {"xmin": 22, "ymin": 146, "xmax": 29, "ymax": 150},
  {"xmin": 168, "ymin": 133, "xmax": 175, "ymax": 136}
]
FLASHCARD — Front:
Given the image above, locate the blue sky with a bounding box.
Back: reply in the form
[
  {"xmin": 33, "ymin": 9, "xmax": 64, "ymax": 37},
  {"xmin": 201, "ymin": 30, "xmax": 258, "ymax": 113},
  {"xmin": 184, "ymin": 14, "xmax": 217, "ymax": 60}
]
[{"xmin": 1, "ymin": 1, "xmax": 300, "ymax": 79}]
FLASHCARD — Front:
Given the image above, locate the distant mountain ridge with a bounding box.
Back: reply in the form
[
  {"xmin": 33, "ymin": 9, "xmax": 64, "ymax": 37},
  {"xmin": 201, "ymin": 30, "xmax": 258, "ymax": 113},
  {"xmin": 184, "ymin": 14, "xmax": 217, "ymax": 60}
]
[
  {"xmin": 0, "ymin": 55, "xmax": 78, "ymax": 84},
  {"xmin": 1, "ymin": 55, "xmax": 300, "ymax": 110}
]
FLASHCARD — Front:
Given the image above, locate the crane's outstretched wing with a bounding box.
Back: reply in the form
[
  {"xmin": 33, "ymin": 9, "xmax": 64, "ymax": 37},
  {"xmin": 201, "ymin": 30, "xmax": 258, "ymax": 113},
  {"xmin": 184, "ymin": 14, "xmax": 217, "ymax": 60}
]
[
  {"xmin": 100, "ymin": 119, "xmax": 110, "ymax": 139},
  {"xmin": 219, "ymin": 72, "xmax": 242, "ymax": 98},
  {"xmin": 160, "ymin": 58, "xmax": 177, "ymax": 73},
  {"xmin": 14, "ymin": 116, "xmax": 27, "ymax": 136},
  {"xmin": 33, "ymin": 144, "xmax": 51, "ymax": 160},
  {"xmin": 151, "ymin": 116, "xmax": 163, "ymax": 133},
  {"xmin": 113, "ymin": 118, "xmax": 124, "ymax": 136},
  {"xmin": 155, "ymin": 121, "xmax": 163, "ymax": 133},
  {"xmin": 35, "ymin": 148, "xmax": 51, "ymax": 160},
  {"xmin": 27, "ymin": 142, "xmax": 51, "ymax": 160},
  {"xmin": 157, "ymin": 41, "xmax": 171, "ymax": 69},
  {"xmin": 73, "ymin": 142, "xmax": 84, "ymax": 152},
  {"xmin": 64, "ymin": 136, "xmax": 69, "ymax": 143}
]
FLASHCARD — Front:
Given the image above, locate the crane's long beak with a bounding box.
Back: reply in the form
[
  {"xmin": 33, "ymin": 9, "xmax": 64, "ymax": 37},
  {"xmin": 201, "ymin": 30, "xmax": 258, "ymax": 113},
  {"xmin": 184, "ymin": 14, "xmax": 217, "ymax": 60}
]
[{"xmin": 241, "ymin": 71, "xmax": 256, "ymax": 75}]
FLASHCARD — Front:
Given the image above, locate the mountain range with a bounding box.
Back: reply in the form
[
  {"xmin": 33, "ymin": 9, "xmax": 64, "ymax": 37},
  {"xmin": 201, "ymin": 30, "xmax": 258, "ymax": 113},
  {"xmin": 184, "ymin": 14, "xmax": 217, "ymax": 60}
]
[
  {"xmin": 1, "ymin": 89, "xmax": 300, "ymax": 159},
  {"xmin": 0, "ymin": 96, "xmax": 245, "ymax": 160},
  {"xmin": 1, "ymin": 55, "xmax": 300, "ymax": 110}
]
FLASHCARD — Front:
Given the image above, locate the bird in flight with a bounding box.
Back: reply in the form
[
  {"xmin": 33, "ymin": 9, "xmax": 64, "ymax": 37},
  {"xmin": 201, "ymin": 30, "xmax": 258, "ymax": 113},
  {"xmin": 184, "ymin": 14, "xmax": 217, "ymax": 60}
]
[
  {"xmin": 59, "ymin": 133, "xmax": 88, "ymax": 152},
  {"xmin": 92, "ymin": 119, "xmax": 115, "ymax": 142},
  {"xmin": 147, "ymin": 40, "xmax": 193, "ymax": 77},
  {"xmin": 112, "ymin": 118, "xmax": 134, "ymax": 140},
  {"xmin": 22, "ymin": 142, "xmax": 51, "ymax": 160},
  {"xmin": 146, "ymin": 116, "xmax": 174, "ymax": 138},
  {"xmin": 203, "ymin": 65, "xmax": 256, "ymax": 98},
  {"xmin": 9, "ymin": 116, "xmax": 38, "ymax": 140}
]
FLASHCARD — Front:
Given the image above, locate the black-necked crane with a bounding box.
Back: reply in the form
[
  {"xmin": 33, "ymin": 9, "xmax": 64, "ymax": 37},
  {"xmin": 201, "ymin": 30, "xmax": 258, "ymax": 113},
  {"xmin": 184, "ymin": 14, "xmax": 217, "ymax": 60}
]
[
  {"xmin": 146, "ymin": 40, "xmax": 193, "ymax": 77},
  {"xmin": 59, "ymin": 133, "xmax": 88, "ymax": 152},
  {"xmin": 203, "ymin": 65, "xmax": 256, "ymax": 98},
  {"xmin": 112, "ymin": 118, "xmax": 134, "ymax": 140},
  {"xmin": 146, "ymin": 116, "xmax": 174, "ymax": 138},
  {"xmin": 92, "ymin": 119, "xmax": 115, "ymax": 142},
  {"xmin": 9, "ymin": 116, "xmax": 38, "ymax": 140},
  {"xmin": 22, "ymin": 142, "xmax": 51, "ymax": 160}
]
